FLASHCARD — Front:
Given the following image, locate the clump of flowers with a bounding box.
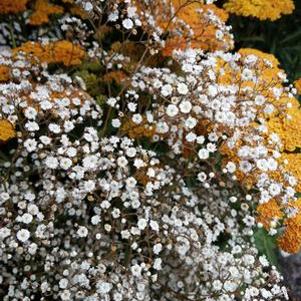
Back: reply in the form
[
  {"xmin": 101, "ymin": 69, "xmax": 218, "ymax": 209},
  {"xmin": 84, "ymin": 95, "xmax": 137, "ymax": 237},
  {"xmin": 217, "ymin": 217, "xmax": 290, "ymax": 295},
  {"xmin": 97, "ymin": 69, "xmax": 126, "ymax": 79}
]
[
  {"xmin": 29, "ymin": 0, "xmax": 64, "ymax": 26},
  {"xmin": 224, "ymin": 0, "xmax": 295, "ymax": 21},
  {"xmin": 14, "ymin": 40, "xmax": 86, "ymax": 66},
  {"xmin": 0, "ymin": 0, "xmax": 29, "ymax": 14},
  {"xmin": 0, "ymin": 0, "xmax": 300, "ymax": 300}
]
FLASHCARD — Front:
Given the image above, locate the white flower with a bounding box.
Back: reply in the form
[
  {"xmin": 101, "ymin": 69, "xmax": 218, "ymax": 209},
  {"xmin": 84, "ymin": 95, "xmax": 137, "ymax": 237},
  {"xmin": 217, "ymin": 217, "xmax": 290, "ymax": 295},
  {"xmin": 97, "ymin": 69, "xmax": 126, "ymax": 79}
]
[
  {"xmin": 45, "ymin": 156, "xmax": 59, "ymax": 169},
  {"xmin": 77, "ymin": 226, "xmax": 88, "ymax": 238},
  {"xmin": 49, "ymin": 123, "xmax": 61, "ymax": 134},
  {"xmin": 60, "ymin": 290, "xmax": 71, "ymax": 301},
  {"xmin": 185, "ymin": 117, "xmax": 197, "ymax": 129},
  {"xmin": 126, "ymin": 147, "xmax": 137, "ymax": 158},
  {"xmin": 137, "ymin": 218, "xmax": 147, "ymax": 230},
  {"xmin": 91, "ymin": 215, "xmax": 100, "ymax": 225},
  {"xmin": 153, "ymin": 243, "xmax": 162, "ymax": 254},
  {"xmin": 21, "ymin": 213, "xmax": 33, "ymax": 224},
  {"xmin": 24, "ymin": 139, "xmax": 37, "ymax": 152},
  {"xmin": 161, "ymin": 84, "xmax": 173, "ymax": 97},
  {"xmin": 83, "ymin": 155, "xmax": 98, "ymax": 170},
  {"xmin": 166, "ymin": 104, "xmax": 179, "ymax": 117},
  {"xmin": 226, "ymin": 162, "xmax": 236, "ymax": 173},
  {"xmin": 24, "ymin": 107, "xmax": 37, "ymax": 119},
  {"xmin": 185, "ymin": 132, "xmax": 196, "ymax": 142},
  {"xmin": 83, "ymin": 2, "xmax": 93, "ymax": 11},
  {"xmin": 131, "ymin": 264, "xmax": 142, "ymax": 277},
  {"xmin": 0, "ymin": 227, "xmax": 11, "ymax": 240},
  {"xmin": 122, "ymin": 18, "xmax": 134, "ymax": 30},
  {"xmin": 96, "ymin": 281, "xmax": 112, "ymax": 294},
  {"xmin": 117, "ymin": 156, "xmax": 128, "ymax": 168},
  {"xmin": 132, "ymin": 114, "xmax": 143, "ymax": 124},
  {"xmin": 179, "ymin": 101, "xmax": 192, "ymax": 113},
  {"xmin": 177, "ymin": 83, "xmax": 188, "ymax": 95},
  {"xmin": 17, "ymin": 229, "xmax": 30, "ymax": 243},
  {"xmin": 153, "ymin": 258, "xmax": 162, "ymax": 270},
  {"xmin": 150, "ymin": 220, "xmax": 159, "ymax": 232},
  {"xmin": 59, "ymin": 278, "xmax": 69, "ymax": 289},
  {"xmin": 25, "ymin": 121, "xmax": 39, "ymax": 131},
  {"xmin": 66, "ymin": 147, "xmax": 77, "ymax": 157},
  {"xmin": 60, "ymin": 158, "xmax": 72, "ymax": 170},
  {"xmin": 112, "ymin": 118, "xmax": 121, "ymax": 128},
  {"xmin": 40, "ymin": 135, "xmax": 51, "ymax": 145},
  {"xmin": 198, "ymin": 148, "xmax": 209, "ymax": 160}
]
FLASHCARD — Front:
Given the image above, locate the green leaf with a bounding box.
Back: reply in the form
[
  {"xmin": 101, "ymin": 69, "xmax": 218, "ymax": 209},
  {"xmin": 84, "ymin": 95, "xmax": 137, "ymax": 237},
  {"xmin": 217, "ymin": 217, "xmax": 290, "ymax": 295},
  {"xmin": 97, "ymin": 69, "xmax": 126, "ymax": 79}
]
[
  {"xmin": 280, "ymin": 28, "xmax": 301, "ymax": 45},
  {"xmin": 253, "ymin": 228, "xmax": 279, "ymax": 268}
]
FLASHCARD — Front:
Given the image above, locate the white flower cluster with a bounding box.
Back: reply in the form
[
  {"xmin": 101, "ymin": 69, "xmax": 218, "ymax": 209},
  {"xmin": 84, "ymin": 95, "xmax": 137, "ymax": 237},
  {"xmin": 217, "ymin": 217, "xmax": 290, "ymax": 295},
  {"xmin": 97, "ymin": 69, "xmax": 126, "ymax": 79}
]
[{"xmin": 0, "ymin": 50, "xmax": 288, "ymax": 300}]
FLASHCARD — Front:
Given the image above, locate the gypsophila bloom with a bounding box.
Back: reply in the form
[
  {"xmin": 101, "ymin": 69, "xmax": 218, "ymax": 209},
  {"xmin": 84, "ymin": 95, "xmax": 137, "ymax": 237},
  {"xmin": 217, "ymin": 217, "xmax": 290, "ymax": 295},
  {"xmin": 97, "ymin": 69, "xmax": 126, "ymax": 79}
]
[{"xmin": 0, "ymin": 1, "xmax": 298, "ymax": 300}]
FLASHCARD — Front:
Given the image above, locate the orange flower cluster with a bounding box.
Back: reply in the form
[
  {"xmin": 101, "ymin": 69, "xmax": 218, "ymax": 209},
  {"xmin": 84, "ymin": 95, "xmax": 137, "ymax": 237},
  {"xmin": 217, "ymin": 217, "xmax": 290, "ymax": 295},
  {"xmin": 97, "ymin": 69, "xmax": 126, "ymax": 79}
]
[
  {"xmin": 162, "ymin": 2, "xmax": 233, "ymax": 56},
  {"xmin": 0, "ymin": 119, "xmax": 16, "ymax": 142},
  {"xmin": 257, "ymin": 199, "xmax": 283, "ymax": 229},
  {"xmin": 29, "ymin": 0, "xmax": 63, "ymax": 26},
  {"xmin": 135, "ymin": 0, "xmax": 233, "ymax": 56},
  {"xmin": 0, "ymin": 0, "xmax": 29, "ymax": 14},
  {"xmin": 224, "ymin": 0, "xmax": 294, "ymax": 21},
  {"xmin": 278, "ymin": 199, "xmax": 301, "ymax": 253},
  {"xmin": 14, "ymin": 41, "xmax": 86, "ymax": 66}
]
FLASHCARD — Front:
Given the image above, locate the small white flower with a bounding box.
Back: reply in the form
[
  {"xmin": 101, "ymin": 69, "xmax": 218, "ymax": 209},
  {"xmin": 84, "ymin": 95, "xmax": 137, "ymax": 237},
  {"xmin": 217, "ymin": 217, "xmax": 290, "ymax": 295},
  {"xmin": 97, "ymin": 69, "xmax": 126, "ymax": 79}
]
[
  {"xmin": 112, "ymin": 118, "xmax": 121, "ymax": 128},
  {"xmin": 17, "ymin": 229, "xmax": 30, "ymax": 243},
  {"xmin": 21, "ymin": 213, "xmax": 33, "ymax": 224},
  {"xmin": 24, "ymin": 139, "xmax": 37, "ymax": 152},
  {"xmin": 179, "ymin": 100, "xmax": 192, "ymax": 113},
  {"xmin": 198, "ymin": 148, "xmax": 209, "ymax": 160},
  {"xmin": 122, "ymin": 18, "xmax": 134, "ymax": 30},
  {"xmin": 24, "ymin": 107, "xmax": 37, "ymax": 119},
  {"xmin": 45, "ymin": 156, "xmax": 59, "ymax": 169},
  {"xmin": 137, "ymin": 218, "xmax": 147, "ymax": 230},
  {"xmin": 77, "ymin": 226, "xmax": 88, "ymax": 238},
  {"xmin": 177, "ymin": 83, "xmax": 188, "ymax": 95},
  {"xmin": 59, "ymin": 278, "xmax": 69, "ymax": 289},
  {"xmin": 166, "ymin": 104, "xmax": 179, "ymax": 117},
  {"xmin": 161, "ymin": 84, "xmax": 173, "ymax": 97},
  {"xmin": 60, "ymin": 158, "xmax": 72, "ymax": 170},
  {"xmin": 49, "ymin": 123, "xmax": 61, "ymax": 134},
  {"xmin": 132, "ymin": 114, "xmax": 143, "ymax": 124}
]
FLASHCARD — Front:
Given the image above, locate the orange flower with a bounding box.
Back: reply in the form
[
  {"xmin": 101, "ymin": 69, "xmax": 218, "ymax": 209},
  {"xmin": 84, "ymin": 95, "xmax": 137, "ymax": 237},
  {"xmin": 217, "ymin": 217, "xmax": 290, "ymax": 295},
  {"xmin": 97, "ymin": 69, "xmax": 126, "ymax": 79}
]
[
  {"xmin": 0, "ymin": 0, "xmax": 28, "ymax": 14},
  {"xmin": 224, "ymin": 0, "xmax": 294, "ymax": 21},
  {"xmin": 14, "ymin": 41, "xmax": 85, "ymax": 66},
  {"xmin": 257, "ymin": 199, "xmax": 283, "ymax": 229},
  {"xmin": 0, "ymin": 66, "xmax": 10, "ymax": 82},
  {"xmin": 29, "ymin": 0, "xmax": 63, "ymax": 26},
  {"xmin": 278, "ymin": 199, "xmax": 301, "ymax": 253},
  {"xmin": 0, "ymin": 119, "xmax": 16, "ymax": 142}
]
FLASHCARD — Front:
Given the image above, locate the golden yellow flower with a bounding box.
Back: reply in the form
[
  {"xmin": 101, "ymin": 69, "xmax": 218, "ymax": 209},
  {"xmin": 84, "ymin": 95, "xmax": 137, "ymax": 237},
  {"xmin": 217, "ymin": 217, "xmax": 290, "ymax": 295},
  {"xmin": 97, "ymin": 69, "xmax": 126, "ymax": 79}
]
[
  {"xmin": 134, "ymin": 0, "xmax": 233, "ymax": 56},
  {"xmin": 257, "ymin": 199, "xmax": 283, "ymax": 229},
  {"xmin": 14, "ymin": 41, "xmax": 85, "ymax": 66},
  {"xmin": 162, "ymin": 2, "xmax": 233, "ymax": 56},
  {"xmin": 0, "ymin": 119, "xmax": 16, "ymax": 142},
  {"xmin": 278, "ymin": 154, "xmax": 301, "ymax": 192},
  {"xmin": 224, "ymin": 0, "xmax": 294, "ymax": 21},
  {"xmin": 0, "ymin": 0, "xmax": 29, "ymax": 14},
  {"xmin": 267, "ymin": 106, "xmax": 301, "ymax": 152},
  {"xmin": 29, "ymin": 0, "xmax": 64, "ymax": 26},
  {"xmin": 278, "ymin": 199, "xmax": 301, "ymax": 253}
]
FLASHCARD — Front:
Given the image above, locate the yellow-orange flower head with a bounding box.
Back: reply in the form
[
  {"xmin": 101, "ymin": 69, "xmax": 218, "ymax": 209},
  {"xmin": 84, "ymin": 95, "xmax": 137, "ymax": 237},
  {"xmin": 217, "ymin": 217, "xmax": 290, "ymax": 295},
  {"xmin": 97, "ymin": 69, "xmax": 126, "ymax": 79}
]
[{"xmin": 224, "ymin": 0, "xmax": 294, "ymax": 21}]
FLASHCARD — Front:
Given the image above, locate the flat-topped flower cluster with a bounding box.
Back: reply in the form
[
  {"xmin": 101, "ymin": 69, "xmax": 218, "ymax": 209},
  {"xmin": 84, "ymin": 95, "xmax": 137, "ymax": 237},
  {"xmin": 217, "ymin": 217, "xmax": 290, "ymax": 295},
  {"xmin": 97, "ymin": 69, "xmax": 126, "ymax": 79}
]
[{"xmin": 0, "ymin": 0, "xmax": 300, "ymax": 300}]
